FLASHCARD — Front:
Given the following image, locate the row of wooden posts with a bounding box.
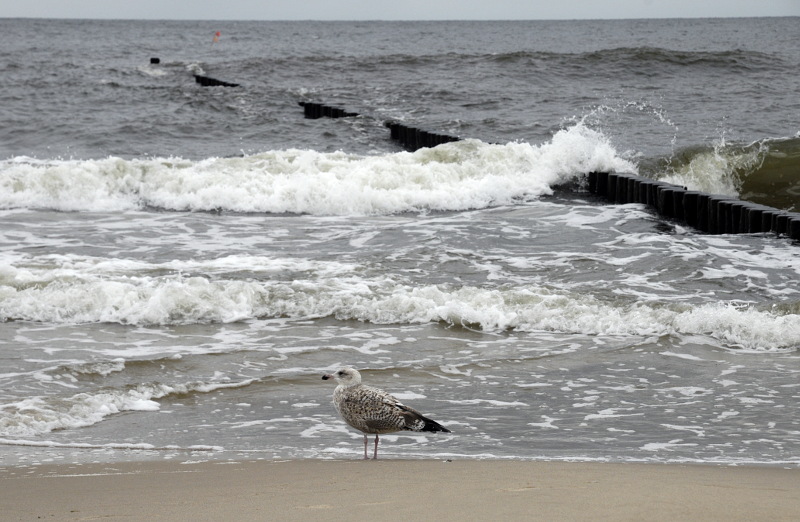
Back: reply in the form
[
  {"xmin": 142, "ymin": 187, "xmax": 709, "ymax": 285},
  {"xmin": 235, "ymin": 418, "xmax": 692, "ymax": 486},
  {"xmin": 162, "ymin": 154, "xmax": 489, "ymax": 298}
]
[
  {"xmin": 587, "ymin": 171, "xmax": 800, "ymax": 239},
  {"xmin": 298, "ymin": 101, "xmax": 461, "ymax": 151}
]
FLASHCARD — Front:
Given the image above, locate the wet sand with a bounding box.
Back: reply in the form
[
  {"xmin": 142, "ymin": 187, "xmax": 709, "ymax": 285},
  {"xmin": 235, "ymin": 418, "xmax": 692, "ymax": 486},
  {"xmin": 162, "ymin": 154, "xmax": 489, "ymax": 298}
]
[{"xmin": 2, "ymin": 459, "xmax": 799, "ymax": 521}]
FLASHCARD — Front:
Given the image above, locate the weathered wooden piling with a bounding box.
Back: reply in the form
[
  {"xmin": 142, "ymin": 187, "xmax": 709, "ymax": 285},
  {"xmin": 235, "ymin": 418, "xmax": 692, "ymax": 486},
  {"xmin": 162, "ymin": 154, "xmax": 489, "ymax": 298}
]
[
  {"xmin": 587, "ymin": 171, "xmax": 799, "ymax": 239},
  {"xmin": 298, "ymin": 102, "xmax": 358, "ymax": 119},
  {"xmin": 382, "ymin": 121, "xmax": 461, "ymax": 151},
  {"xmin": 194, "ymin": 74, "xmax": 239, "ymax": 87}
]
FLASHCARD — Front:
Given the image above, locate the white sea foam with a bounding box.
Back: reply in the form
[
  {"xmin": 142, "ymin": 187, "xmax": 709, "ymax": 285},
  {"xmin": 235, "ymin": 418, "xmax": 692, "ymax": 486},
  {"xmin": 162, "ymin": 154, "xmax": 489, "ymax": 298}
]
[
  {"xmin": 2, "ymin": 256, "xmax": 798, "ymax": 350},
  {"xmin": 446, "ymin": 399, "xmax": 529, "ymax": 407},
  {"xmin": 641, "ymin": 440, "xmax": 699, "ymax": 451},
  {"xmin": 661, "ymin": 424, "xmax": 706, "ymax": 437},
  {"xmin": 584, "ymin": 408, "xmax": 643, "ymax": 421},
  {"xmin": 393, "ymin": 391, "xmax": 427, "ymax": 400},
  {"xmin": 528, "ymin": 416, "xmax": 561, "ymax": 429},
  {"xmin": 0, "ymin": 125, "xmax": 633, "ymax": 215},
  {"xmin": 662, "ymin": 351, "xmax": 705, "ymax": 361}
]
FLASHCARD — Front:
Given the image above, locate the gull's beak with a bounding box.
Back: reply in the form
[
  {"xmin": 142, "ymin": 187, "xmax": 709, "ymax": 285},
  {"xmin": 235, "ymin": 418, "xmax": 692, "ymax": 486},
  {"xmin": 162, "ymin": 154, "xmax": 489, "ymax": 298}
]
[{"xmin": 322, "ymin": 374, "xmax": 333, "ymax": 380}]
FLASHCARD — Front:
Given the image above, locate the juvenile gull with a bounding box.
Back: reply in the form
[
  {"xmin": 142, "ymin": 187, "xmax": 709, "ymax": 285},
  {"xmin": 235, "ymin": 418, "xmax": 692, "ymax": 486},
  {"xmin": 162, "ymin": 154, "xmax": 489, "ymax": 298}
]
[{"xmin": 322, "ymin": 367, "xmax": 450, "ymax": 459}]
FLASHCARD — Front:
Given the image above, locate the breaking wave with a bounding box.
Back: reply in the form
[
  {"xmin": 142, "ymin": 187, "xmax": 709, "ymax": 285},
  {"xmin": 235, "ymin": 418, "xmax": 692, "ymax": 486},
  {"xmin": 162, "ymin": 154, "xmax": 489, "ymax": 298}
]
[{"xmin": 0, "ymin": 124, "xmax": 632, "ymax": 215}]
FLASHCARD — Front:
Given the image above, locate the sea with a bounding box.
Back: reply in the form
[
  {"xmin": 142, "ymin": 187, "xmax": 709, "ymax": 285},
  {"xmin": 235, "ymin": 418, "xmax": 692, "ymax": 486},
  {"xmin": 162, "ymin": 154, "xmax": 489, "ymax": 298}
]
[{"xmin": 1, "ymin": 17, "xmax": 799, "ymax": 468}]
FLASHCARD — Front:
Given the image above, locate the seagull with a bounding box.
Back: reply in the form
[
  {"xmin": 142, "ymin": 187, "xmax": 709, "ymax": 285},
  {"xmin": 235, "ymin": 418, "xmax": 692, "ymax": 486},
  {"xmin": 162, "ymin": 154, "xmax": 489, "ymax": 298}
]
[{"xmin": 321, "ymin": 367, "xmax": 450, "ymax": 459}]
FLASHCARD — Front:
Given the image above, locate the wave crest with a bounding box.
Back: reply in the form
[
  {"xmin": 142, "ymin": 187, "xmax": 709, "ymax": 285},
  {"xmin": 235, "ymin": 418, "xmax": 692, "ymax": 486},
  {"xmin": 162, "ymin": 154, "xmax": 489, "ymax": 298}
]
[{"xmin": 0, "ymin": 125, "xmax": 632, "ymax": 215}]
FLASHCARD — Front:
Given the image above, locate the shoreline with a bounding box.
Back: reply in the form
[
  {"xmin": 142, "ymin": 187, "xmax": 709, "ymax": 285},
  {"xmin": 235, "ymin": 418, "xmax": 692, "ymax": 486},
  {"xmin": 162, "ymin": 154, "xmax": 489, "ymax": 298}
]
[{"xmin": 3, "ymin": 459, "xmax": 799, "ymax": 521}]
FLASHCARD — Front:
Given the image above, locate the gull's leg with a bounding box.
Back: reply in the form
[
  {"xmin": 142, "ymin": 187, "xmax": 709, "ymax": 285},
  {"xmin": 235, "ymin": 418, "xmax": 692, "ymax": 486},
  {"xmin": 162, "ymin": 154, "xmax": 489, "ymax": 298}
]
[
  {"xmin": 363, "ymin": 433, "xmax": 369, "ymax": 460},
  {"xmin": 373, "ymin": 434, "xmax": 379, "ymax": 460}
]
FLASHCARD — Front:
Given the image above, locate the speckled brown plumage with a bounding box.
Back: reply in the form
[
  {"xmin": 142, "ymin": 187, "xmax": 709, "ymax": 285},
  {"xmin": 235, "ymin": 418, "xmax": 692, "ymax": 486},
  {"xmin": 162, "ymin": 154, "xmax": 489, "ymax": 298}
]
[{"xmin": 322, "ymin": 367, "xmax": 450, "ymax": 459}]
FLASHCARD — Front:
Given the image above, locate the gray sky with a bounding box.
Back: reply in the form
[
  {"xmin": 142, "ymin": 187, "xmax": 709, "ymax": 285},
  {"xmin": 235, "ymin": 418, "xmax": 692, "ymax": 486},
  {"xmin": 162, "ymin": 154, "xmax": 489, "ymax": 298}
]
[{"xmin": 2, "ymin": 0, "xmax": 798, "ymax": 20}]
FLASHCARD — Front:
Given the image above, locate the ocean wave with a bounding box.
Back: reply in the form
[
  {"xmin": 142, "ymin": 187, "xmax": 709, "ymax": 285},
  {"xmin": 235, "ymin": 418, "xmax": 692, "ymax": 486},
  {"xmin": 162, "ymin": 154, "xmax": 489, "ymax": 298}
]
[
  {"xmin": 0, "ymin": 379, "xmax": 256, "ymax": 438},
  {"xmin": 578, "ymin": 47, "xmax": 778, "ymax": 72},
  {"xmin": 657, "ymin": 141, "xmax": 760, "ymax": 197},
  {"xmin": 0, "ymin": 124, "xmax": 632, "ymax": 214},
  {"xmin": 740, "ymin": 136, "xmax": 800, "ymax": 211},
  {"xmin": 655, "ymin": 135, "xmax": 800, "ymax": 211},
  {"xmin": 353, "ymin": 47, "xmax": 779, "ymax": 73},
  {"xmin": 1, "ymin": 261, "xmax": 797, "ymax": 351}
]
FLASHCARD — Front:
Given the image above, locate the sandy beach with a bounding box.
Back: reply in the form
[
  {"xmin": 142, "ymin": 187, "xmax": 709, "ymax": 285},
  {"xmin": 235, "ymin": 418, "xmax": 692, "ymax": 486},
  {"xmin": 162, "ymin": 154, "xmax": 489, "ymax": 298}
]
[{"xmin": 2, "ymin": 459, "xmax": 798, "ymax": 521}]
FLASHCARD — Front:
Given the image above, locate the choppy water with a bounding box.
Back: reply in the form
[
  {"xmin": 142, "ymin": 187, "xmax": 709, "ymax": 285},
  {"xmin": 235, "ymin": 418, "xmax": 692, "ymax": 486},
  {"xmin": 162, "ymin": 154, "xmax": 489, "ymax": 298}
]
[{"xmin": 0, "ymin": 18, "xmax": 799, "ymax": 468}]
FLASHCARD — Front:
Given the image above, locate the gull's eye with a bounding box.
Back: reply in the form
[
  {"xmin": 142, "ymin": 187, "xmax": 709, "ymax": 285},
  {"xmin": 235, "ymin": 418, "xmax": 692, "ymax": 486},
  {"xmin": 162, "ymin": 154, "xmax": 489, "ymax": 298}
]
[{"xmin": 337, "ymin": 370, "xmax": 345, "ymax": 376}]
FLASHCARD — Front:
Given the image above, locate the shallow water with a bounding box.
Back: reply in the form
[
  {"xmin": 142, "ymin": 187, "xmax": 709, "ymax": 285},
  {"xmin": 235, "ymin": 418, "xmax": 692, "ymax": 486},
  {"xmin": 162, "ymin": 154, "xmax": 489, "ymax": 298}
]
[{"xmin": 1, "ymin": 18, "xmax": 799, "ymax": 467}]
